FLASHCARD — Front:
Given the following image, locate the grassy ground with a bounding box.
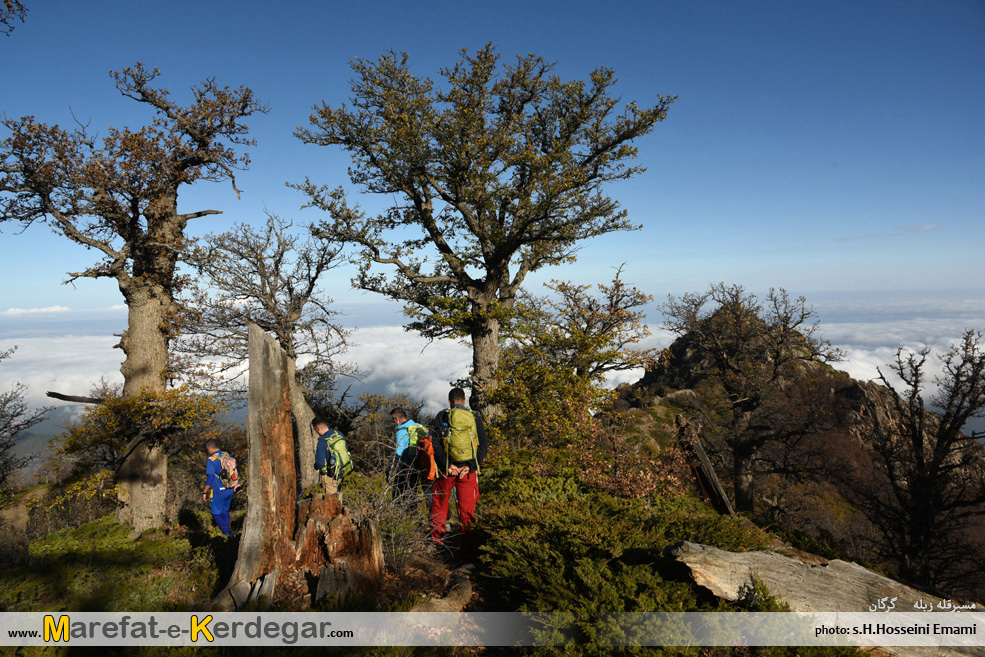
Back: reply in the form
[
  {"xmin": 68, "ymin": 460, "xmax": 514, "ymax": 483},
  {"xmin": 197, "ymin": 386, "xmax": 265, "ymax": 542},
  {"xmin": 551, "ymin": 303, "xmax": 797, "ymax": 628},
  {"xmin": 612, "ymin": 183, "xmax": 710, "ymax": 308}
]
[
  {"xmin": 0, "ymin": 507, "xmax": 243, "ymax": 613},
  {"xmin": 0, "ymin": 445, "xmax": 867, "ymax": 656}
]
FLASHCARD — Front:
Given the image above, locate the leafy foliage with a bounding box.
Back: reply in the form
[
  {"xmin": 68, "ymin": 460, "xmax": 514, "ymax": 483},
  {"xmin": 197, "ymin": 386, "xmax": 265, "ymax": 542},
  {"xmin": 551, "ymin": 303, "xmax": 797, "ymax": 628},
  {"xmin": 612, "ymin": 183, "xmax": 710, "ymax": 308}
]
[
  {"xmin": 0, "ymin": 63, "xmax": 266, "ymax": 278},
  {"xmin": 26, "ymin": 470, "xmax": 118, "ymax": 538},
  {"xmin": 511, "ymin": 268, "xmax": 660, "ymax": 379},
  {"xmin": 493, "ymin": 352, "xmax": 611, "ymax": 449},
  {"xmin": 576, "ymin": 415, "xmax": 691, "ymax": 501},
  {"xmin": 476, "ymin": 450, "xmax": 774, "ymax": 653},
  {"xmin": 492, "ymin": 270, "xmax": 657, "ymax": 449},
  {"xmin": 57, "ymin": 387, "xmax": 225, "ymax": 475},
  {"xmin": 1, "ymin": 64, "xmax": 268, "ymax": 398},
  {"xmin": 296, "ymin": 44, "xmax": 673, "ymax": 413}
]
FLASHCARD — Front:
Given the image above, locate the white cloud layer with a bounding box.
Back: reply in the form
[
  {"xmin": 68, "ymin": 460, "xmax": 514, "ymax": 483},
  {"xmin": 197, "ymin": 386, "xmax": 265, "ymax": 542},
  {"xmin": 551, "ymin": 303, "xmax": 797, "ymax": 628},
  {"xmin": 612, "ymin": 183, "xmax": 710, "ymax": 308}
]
[
  {"xmin": 2, "ymin": 292, "xmax": 983, "ymax": 427},
  {"xmin": 3, "ymin": 305, "xmax": 72, "ymax": 315},
  {"xmin": 1, "ymin": 335, "xmax": 124, "ymax": 410},
  {"xmin": 341, "ymin": 327, "xmax": 473, "ymax": 416}
]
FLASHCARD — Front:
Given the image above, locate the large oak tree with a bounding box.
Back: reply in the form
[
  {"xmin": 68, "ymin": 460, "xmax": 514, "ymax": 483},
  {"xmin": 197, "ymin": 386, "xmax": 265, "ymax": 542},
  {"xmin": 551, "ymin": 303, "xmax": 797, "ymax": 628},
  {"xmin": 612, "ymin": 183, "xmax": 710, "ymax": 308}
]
[
  {"xmin": 0, "ymin": 64, "xmax": 267, "ymax": 532},
  {"xmin": 295, "ymin": 44, "xmax": 673, "ymax": 417}
]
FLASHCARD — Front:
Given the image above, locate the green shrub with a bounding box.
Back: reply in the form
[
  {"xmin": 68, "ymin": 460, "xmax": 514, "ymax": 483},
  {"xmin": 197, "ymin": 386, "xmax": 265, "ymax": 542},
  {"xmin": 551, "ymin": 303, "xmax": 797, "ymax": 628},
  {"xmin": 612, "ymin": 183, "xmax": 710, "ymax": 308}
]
[
  {"xmin": 26, "ymin": 469, "xmax": 118, "ymax": 538},
  {"xmin": 475, "ymin": 454, "xmax": 778, "ymax": 655}
]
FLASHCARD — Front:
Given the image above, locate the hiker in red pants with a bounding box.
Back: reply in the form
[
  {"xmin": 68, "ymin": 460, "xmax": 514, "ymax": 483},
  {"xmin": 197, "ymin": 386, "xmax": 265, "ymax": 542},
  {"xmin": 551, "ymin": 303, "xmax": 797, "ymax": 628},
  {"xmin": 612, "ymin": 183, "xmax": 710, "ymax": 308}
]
[{"xmin": 429, "ymin": 387, "xmax": 489, "ymax": 559}]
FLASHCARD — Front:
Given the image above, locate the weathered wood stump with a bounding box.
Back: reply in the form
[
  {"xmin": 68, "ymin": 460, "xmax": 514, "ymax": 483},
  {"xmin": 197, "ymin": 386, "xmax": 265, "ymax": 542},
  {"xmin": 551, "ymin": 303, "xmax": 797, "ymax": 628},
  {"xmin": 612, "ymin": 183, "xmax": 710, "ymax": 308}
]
[
  {"xmin": 214, "ymin": 324, "xmax": 383, "ymax": 610},
  {"xmin": 296, "ymin": 493, "xmax": 384, "ymax": 603}
]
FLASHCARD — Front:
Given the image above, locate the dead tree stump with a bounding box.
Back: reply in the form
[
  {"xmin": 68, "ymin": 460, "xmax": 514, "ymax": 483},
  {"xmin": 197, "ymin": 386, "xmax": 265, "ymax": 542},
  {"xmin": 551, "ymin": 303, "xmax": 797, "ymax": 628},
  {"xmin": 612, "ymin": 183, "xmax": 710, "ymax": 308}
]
[{"xmin": 215, "ymin": 324, "xmax": 383, "ymax": 610}]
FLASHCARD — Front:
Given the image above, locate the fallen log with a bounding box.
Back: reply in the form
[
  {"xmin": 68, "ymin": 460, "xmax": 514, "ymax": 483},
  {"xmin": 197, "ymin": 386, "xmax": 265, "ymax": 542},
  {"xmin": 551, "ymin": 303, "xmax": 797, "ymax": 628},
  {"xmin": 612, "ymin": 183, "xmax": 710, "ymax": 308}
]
[{"xmin": 675, "ymin": 415, "xmax": 734, "ymax": 516}]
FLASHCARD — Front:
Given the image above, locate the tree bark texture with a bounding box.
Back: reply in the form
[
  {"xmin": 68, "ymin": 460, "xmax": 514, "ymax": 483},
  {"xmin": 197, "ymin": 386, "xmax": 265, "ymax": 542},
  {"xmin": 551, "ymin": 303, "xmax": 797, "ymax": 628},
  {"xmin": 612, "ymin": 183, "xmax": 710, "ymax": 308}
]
[
  {"xmin": 296, "ymin": 494, "xmax": 383, "ymax": 603},
  {"xmin": 231, "ymin": 324, "xmax": 298, "ymax": 587},
  {"xmin": 115, "ymin": 443, "xmax": 167, "ymax": 536},
  {"xmin": 116, "ymin": 282, "xmax": 175, "ymax": 534},
  {"xmin": 470, "ymin": 317, "xmax": 502, "ymax": 419},
  {"xmin": 119, "ymin": 282, "xmax": 174, "ymax": 397},
  {"xmin": 287, "ymin": 358, "xmax": 318, "ymax": 490}
]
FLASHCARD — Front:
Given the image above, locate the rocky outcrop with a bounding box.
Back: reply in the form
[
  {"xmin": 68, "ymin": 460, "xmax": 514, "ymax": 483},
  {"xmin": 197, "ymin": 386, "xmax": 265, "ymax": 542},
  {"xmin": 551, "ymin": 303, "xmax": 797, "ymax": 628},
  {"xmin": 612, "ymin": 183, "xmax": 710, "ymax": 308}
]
[{"xmin": 634, "ymin": 327, "xmax": 906, "ymax": 452}]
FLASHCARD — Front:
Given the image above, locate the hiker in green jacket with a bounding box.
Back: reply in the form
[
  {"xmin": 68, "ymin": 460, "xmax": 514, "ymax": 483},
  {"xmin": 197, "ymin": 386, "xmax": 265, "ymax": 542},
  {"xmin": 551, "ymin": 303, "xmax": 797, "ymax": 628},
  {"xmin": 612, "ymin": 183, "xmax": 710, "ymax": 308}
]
[
  {"xmin": 312, "ymin": 417, "xmax": 352, "ymax": 494},
  {"xmin": 429, "ymin": 388, "xmax": 489, "ymax": 558}
]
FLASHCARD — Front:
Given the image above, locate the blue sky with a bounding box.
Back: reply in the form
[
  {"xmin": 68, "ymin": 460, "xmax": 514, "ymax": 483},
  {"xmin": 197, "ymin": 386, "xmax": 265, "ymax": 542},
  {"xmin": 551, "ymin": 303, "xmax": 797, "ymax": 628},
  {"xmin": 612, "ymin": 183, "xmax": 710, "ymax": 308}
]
[{"xmin": 1, "ymin": 1, "xmax": 984, "ymax": 417}]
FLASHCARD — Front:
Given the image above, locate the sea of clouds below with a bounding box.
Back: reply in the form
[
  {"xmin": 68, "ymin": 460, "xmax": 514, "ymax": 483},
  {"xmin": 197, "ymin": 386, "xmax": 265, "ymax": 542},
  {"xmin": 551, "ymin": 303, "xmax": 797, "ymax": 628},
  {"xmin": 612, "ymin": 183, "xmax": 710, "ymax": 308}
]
[{"xmin": 3, "ymin": 291, "xmax": 985, "ymax": 464}]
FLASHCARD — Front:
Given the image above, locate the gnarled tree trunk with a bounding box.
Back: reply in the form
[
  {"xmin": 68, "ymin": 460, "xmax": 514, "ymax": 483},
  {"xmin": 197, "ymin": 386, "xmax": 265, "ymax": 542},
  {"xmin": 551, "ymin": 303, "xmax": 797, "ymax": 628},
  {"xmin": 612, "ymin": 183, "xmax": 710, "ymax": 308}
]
[
  {"xmin": 116, "ymin": 443, "xmax": 168, "ymax": 534},
  {"xmin": 230, "ymin": 324, "xmax": 299, "ymax": 585},
  {"xmin": 470, "ymin": 316, "xmax": 502, "ymax": 420},
  {"xmin": 115, "ymin": 281, "xmax": 175, "ymax": 534}
]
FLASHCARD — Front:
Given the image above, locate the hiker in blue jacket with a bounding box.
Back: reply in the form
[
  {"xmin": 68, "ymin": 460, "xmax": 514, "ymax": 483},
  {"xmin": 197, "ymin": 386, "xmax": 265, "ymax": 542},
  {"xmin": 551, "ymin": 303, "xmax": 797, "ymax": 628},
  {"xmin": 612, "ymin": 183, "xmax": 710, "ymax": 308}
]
[
  {"xmin": 202, "ymin": 439, "xmax": 237, "ymax": 536},
  {"xmin": 390, "ymin": 407, "xmax": 431, "ymax": 510}
]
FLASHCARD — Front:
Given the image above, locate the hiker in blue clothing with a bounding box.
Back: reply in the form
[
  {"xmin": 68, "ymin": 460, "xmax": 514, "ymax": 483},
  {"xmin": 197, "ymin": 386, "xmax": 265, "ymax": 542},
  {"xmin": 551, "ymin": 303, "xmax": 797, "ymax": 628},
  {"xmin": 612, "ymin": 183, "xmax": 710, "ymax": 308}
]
[
  {"xmin": 202, "ymin": 439, "xmax": 237, "ymax": 536},
  {"xmin": 390, "ymin": 407, "xmax": 432, "ymax": 511}
]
